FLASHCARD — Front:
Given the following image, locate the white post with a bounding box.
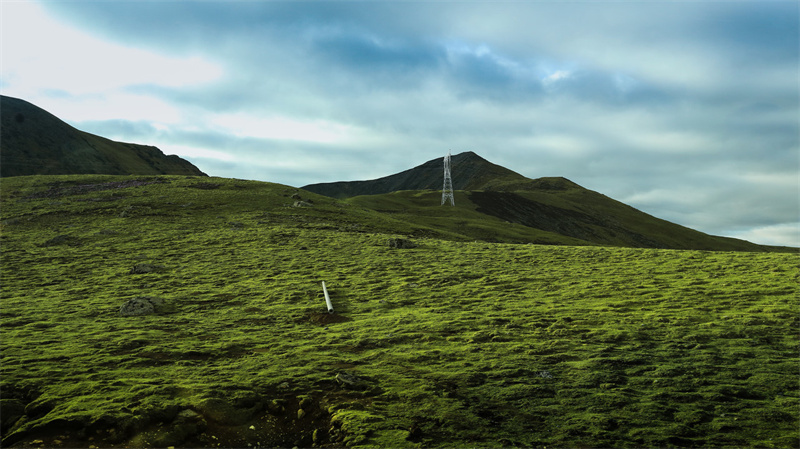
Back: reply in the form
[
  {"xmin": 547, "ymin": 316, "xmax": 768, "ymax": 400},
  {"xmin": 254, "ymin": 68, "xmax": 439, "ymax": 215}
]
[{"xmin": 322, "ymin": 281, "xmax": 334, "ymax": 313}]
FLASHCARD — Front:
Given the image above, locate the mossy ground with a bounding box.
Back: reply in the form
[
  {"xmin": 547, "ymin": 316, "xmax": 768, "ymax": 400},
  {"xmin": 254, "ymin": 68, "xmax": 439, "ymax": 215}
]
[{"xmin": 1, "ymin": 175, "xmax": 798, "ymax": 448}]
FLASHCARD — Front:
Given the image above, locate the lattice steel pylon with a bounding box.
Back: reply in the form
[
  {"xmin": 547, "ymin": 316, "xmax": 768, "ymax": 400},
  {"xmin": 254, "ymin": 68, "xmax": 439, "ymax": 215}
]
[{"xmin": 441, "ymin": 151, "xmax": 455, "ymax": 206}]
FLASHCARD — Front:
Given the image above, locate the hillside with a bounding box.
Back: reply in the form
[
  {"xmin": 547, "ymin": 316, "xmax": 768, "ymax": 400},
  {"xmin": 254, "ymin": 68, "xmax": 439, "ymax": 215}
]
[
  {"xmin": 1, "ymin": 174, "xmax": 797, "ymax": 448},
  {"xmin": 0, "ymin": 96, "xmax": 206, "ymax": 177},
  {"xmin": 305, "ymin": 152, "xmax": 787, "ymax": 252}
]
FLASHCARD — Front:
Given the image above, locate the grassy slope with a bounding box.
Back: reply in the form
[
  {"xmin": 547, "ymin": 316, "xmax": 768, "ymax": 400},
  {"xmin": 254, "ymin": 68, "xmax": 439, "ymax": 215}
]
[
  {"xmin": 345, "ymin": 189, "xmax": 590, "ymax": 246},
  {"xmin": 511, "ymin": 185, "xmax": 773, "ymax": 251},
  {"xmin": 1, "ymin": 175, "xmax": 798, "ymax": 448},
  {"xmin": 346, "ymin": 183, "xmax": 783, "ymax": 252}
]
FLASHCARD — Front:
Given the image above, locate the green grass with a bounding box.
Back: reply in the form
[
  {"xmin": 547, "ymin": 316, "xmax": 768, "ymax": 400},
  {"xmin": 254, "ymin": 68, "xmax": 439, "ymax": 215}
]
[
  {"xmin": 346, "ymin": 189, "xmax": 592, "ymax": 246},
  {"xmin": 2, "ymin": 174, "xmax": 798, "ymax": 448},
  {"xmin": 345, "ymin": 185, "xmax": 786, "ymax": 252}
]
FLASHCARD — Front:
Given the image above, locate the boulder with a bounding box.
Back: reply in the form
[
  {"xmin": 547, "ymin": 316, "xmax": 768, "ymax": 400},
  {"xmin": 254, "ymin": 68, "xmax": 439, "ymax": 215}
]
[
  {"xmin": 120, "ymin": 296, "xmax": 167, "ymax": 316},
  {"xmin": 128, "ymin": 408, "xmax": 206, "ymax": 448},
  {"xmin": 194, "ymin": 397, "xmax": 261, "ymax": 425},
  {"xmin": 388, "ymin": 238, "xmax": 417, "ymax": 249},
  {"xmin": 41, "ymin": 234, "xmax": 78, "ymax": 247},
  {"xmin": 335, "ymin": 372, "xmax": 369, "ymax": 390}
]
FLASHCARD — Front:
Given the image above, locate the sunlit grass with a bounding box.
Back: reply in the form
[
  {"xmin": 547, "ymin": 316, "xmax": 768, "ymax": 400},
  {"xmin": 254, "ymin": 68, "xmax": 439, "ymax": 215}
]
[{"xmin": 1, "ymin": 175, "xmax": 798, "ymax": 448}]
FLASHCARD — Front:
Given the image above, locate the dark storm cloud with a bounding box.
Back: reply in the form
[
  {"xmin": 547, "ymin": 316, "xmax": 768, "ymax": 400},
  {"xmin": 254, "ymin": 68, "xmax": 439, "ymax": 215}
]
[
  {"xmin": 43, "ymin": 1, "xmax": 691, "ymax": 111},
  {"xmin": 694, "ymin": 3, "xmax": 799, "ymax": 64},
  {"xmin": 309, "ymin": 31, "xmax": 443, "ymax": 73}
]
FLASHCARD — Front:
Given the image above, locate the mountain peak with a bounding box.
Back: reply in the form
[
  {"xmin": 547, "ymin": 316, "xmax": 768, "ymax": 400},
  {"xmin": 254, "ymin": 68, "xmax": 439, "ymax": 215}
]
[
  {"xmin": 302, "ymin": 151, "xmax": 527, "ymax": 198},
  {"xmin": 0, "ymin": 95, "xmax": 206, "ymax": 177}
]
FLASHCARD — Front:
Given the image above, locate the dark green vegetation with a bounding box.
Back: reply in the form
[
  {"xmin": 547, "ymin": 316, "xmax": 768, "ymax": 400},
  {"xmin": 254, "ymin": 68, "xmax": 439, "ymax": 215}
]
[
  {"xmin": 0, "ymin": 96, "xmax": 206, "ymax": 177},
  {"xmin": 2, "ymin": 174, "xmax": 798, "ymax": 448},
  {"xmin": 305, "ymin": 152, "xmax": 791, "ymax": 252}
]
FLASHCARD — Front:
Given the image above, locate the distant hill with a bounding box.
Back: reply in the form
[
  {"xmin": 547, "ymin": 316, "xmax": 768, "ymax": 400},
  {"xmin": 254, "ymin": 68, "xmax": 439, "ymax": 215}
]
[
  {"xmin": 304, "ymin": 152, "xmax": 786, "ymax": 252},
  {"xmin": 0, "ymin": 95, "xmax": 206, "ymax": 177},
  {"xmin": 303, "ymin": 151, "xmax": 526, "ymax": 198}
]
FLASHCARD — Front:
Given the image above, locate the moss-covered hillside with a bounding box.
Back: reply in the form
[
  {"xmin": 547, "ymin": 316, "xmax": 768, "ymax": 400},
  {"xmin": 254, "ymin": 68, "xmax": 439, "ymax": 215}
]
[{"xmin": 1, "ymin": 175, "xmax": 798, "ymax": 448}]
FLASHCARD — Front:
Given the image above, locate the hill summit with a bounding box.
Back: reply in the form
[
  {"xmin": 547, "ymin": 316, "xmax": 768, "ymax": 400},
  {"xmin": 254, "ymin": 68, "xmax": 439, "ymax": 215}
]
[
  {"xmin": 0, "ymin": 95, "xmax": 206, "ymax": 177},
  {"xmin": 303, "ymin": 151, "xmax": 526, "ymax": 198}
]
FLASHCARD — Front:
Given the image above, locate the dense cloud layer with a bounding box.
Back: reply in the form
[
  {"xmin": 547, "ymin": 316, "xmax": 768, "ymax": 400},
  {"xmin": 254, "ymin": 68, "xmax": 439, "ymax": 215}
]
[{"xmin": 2, "ymin": 1, "xmax": 797, "ymax": 246}]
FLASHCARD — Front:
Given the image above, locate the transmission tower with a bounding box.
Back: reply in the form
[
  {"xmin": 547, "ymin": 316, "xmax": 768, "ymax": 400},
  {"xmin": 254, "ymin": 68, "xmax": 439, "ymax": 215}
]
[{"xmin": 441, "ymin": 150, "xmax": 455, "ymax": 206}]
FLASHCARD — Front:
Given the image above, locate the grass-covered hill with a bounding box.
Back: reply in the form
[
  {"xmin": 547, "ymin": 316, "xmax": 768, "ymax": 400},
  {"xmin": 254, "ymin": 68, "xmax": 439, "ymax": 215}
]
[
  {"xmin": 0, "ymin": 96, "xmax": 206, "ymax": 178},
  {"xmin": 302, "ymin": 151, "xmax": 526, "ymax": 199},
  {"xmin": 1, "ymin": 174, "xmax": 798, "ymax": 448},
  {"xmin": 343, "ymin": 182, "xmax": 787, "ymax": 252},
  {"xmin": 303, "ymin": 152, "xmax": 789, "ymax": 252}
]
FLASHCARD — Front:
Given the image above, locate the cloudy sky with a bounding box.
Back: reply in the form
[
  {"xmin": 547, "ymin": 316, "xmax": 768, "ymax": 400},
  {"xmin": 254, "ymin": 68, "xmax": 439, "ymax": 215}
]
[{"xmin": 2, "ymin": 1, "xmax": 798, "ymax": 246}]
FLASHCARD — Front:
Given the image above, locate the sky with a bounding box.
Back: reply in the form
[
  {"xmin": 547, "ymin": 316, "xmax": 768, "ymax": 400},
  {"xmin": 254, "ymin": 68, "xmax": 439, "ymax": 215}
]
[{"xmin": 2, "ymin": 1, "xmax": 798, "ymax": 247}]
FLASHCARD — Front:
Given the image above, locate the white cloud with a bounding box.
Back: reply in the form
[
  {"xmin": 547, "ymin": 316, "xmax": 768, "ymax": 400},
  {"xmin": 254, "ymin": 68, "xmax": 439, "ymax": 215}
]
[
  {"xmin": 210, "ymin": 113, "xmax": 364, "ymax": 144},
  {"xmin": 51, "ymin": 94, "xmax": 183, "ymax": 126},
  {"xmin": 543, "ymin": 70, "xmax": 571, "ymax": 85},
  {"xmin": 740, "ymin": 172, "xmax": 799, "ymax": 190},
  {"xmin": 1, "ymin": 2, "xmax": 222, "ymax": 111},
  {"xmin": 166, "ymin": 145, "xmax": 237, "ymax": 163},
  {"xmin": 728, "ymin": 223, "xmax": 800, "ymax": 248}
]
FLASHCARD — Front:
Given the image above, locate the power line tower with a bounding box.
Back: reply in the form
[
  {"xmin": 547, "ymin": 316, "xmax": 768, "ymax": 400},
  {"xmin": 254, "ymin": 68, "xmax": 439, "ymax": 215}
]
[{"xmin": 441, "ymin": 150, "xmax": 455, "ymax": 206}]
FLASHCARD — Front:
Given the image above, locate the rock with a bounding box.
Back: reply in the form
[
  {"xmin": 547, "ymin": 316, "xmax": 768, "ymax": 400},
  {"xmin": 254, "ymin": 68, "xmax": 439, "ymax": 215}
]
[
  {"xmin": 177, "ymin": 409, "xmax": 201, "ymax": 420},
  {"xmin": 119, "ymin": 296, "xmax": 167, "ymax": 316},
  {"xmin": 41, "ymin": 234, "xmax": 77, "ymax": 247},
  {"xmin": 267, "ymin": 399, "xmax": 286, "ymax": 414},
  {"xmin": 293, "ymin": 200, "xmax": 313, "ymax": 208},
  {"xmin": 335, "ymin": 372, "xmax": 369, "ymax": 390},
  {"xmin": 194, "ymin": 398, "xmax": 261, "ymax": 425},
  {"xmin": 298, "ymin": 396, "xmax": 314, "ymax": 409},
  {"xmin": 119, "ymin": 297, "xmax": 154, "ymax": 316},
  {"xmin": 132, "ymin": 412, "xmax": 206, "ymax": 449},
  {"xmin": 189, "ymin": 182, "xmax": 222, "ymax": 190},
  {"xmin": 388, "ymin": 238, "xmax": 417, "ymax": 249}
]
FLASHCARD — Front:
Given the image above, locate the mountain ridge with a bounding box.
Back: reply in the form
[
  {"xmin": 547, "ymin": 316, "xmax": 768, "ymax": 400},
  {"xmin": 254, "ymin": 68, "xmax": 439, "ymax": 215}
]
[{"xmin": 0, "ymin": 95, "xmax": 206, "ymax": 177}]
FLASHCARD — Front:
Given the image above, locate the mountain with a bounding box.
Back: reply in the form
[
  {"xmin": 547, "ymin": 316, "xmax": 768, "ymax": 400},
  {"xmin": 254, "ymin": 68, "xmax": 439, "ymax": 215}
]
[
  {"xmin": 303, "ymin": 151, "xmax": 526, "ymax": 198},
  {"xmin": 304, "ymin": 152, "xmax": 784, "ymax": 252},
  {"xmin": 0, "ymin": 96, "xmax": 206, "ymax": 177}
]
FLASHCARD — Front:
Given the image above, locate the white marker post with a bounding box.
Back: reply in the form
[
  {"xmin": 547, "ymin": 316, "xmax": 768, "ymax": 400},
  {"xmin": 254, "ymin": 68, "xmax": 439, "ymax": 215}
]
[{"xmin": 322, "ymin": 281, "xmax": 334, "ymax": 313}]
